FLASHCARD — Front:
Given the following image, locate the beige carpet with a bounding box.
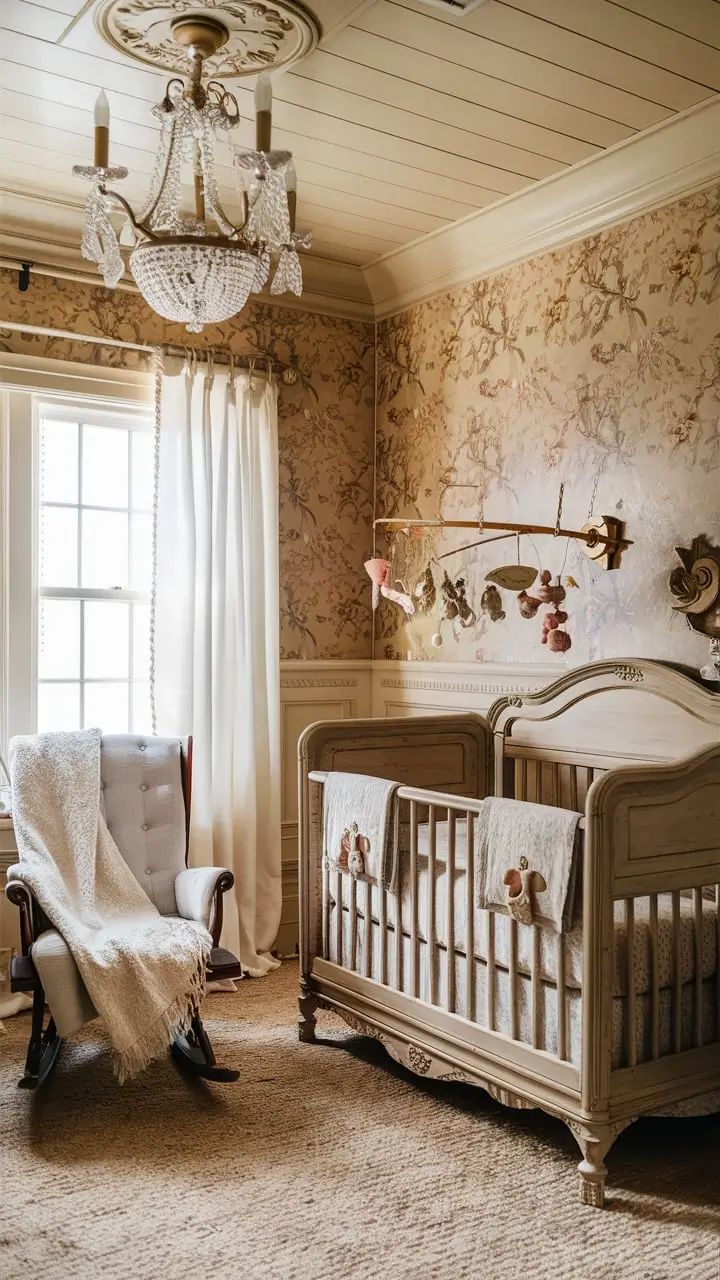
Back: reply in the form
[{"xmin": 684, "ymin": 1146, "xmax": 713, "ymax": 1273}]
[{"xmin": 0, "ymin": 961, "xmax": 718, "ymax": 1280}]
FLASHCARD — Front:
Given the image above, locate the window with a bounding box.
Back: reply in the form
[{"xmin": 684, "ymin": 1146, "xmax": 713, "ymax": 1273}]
[{"xmin": 1, "ymin": 388, "xmax": 155, "ymax": 746}]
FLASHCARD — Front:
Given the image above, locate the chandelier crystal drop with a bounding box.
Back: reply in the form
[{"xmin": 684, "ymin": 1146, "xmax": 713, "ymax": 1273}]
[{"xmin": 73, "ymin": 15, "xmax": 311, "ymax": 332}]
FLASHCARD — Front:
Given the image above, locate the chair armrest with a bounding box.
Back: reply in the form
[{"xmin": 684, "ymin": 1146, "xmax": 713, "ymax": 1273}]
[
  {"xmin": 175, "ymin": 867, "xmax": 234, "ymax": 946},
  {"xmin": 5, "ymin": 880, "xmax": 36, "ymax": 954}
]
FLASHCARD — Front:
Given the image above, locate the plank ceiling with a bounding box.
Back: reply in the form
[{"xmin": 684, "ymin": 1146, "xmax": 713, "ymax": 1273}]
[{"xmin": 2, "ymin": 0, "xmax": 720, "ymax": 271}]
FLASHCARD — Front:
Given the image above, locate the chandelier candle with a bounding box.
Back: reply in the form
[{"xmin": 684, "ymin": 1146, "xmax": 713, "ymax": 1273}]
[
  {"xmin": 93, "ymin": 91, "xmax": 110, "ymax": 168},
  {"xmin": 255, "ymin": 72, "xmax": 273, "ymax": 152}
]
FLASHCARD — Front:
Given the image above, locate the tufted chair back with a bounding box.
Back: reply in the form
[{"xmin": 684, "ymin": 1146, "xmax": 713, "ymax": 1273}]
[{"xmin": 100, "ymin": 735, "xmax": 189, "ymax": 916}]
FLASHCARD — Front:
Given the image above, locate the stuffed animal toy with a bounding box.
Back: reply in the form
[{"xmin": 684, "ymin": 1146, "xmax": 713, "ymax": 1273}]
[
  {"xmin": 481, "ymin": 583, "xmax": 505, "ymax": 621},
  {"xmin": 339, "ymin": 823, "xmax": 370, "ymax": 876},
  {"xmin": 364, "ymin": 558, "xmax": 415, "ymax": 616},
  {"xmin": 519, "ymin": 570, "xmax": 572, "ymax": 651},
  {"xmin": 503, "ymin": 857, "xmax": 547, "ymax": 925}
]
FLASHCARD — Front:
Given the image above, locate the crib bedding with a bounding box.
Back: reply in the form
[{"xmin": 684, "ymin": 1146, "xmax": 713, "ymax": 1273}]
[
  {"xmin": 327, "ymin": 904, "xmax": 719, "ymax": 1072},
  {"xmin": 334, "ymin": 819, "xmax": 718, "ymax": 998}
]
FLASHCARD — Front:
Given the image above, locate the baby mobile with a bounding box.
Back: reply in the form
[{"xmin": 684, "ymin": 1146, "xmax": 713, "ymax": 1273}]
[{"xmin": 366, "ymin": 481, "xmax": 630, "ymax": 654}]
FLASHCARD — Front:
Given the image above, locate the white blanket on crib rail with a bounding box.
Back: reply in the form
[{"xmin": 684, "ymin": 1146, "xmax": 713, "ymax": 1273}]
[
  {"xmin": 324, "ymin": 771, "xmax": 400, "ymax": 889},
  {"xmin": 476, "ymin": 796, "xmax": 582, "ymax": 932}
]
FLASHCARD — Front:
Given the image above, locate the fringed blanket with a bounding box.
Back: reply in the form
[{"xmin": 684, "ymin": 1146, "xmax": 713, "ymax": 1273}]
[{"xmin": 8, "ymin": 729, "xmax": 211, "ymax": 1082}]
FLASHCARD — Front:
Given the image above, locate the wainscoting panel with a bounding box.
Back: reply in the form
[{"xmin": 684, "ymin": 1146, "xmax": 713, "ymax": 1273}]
[
  {"xmin": 371, "ymin": 660, "xmax": 557, "ymax": 719},
  {"xmin": 276, "ymin": 661, "xmax": 373, "ymax": 954}
]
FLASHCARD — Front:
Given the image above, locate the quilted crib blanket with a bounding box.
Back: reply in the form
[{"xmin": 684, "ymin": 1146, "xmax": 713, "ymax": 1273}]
[{"xmin": 8, "ymin": 728, "xmax": 211, "ymax": 1082}]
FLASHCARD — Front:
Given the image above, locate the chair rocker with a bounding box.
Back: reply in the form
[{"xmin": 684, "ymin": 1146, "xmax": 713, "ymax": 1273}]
[{"xmin": 5, "ymin": 734, "xmax": 242, "ymax": 1089}]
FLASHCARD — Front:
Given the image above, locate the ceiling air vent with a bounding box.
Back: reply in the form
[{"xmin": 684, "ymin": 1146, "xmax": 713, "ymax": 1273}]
[{"xmin": 416, "ymin": 0, "xmax": 489, "ymax": 14}]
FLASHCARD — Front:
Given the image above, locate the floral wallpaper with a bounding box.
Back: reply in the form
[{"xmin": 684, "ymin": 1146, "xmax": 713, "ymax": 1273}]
[
  {"xmin": 0, "ymin": 270, "xmax": 375, "ymax": 659},
  {"xmin": 375, "ymin": 185, "xmax": 720, "ymax": 668}
]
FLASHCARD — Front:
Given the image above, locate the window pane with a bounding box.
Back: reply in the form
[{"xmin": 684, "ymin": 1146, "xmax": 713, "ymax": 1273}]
[
  {"xmin": 38, "ymin": 599, "xmax": 80, "ymax": 680},
  {"xmin": 131, "ymin": 681, "xmax": 152, "ymax": 734},
  {"xmin": 81, "ymin": 510, "xmax": 128, "ymax": 588},
  {"xmin": 37, "ymin": 682, "xmax": 81, "ymax": 732},
  {"xmin": 84, "ymin": 601, "xmax": 129, "ymax": 679},
  {"xmin": 132, "ymin": 603, "xmax": 151, "ymax": 680},
  {"xmin": 131, "ymin": 431, "xmax": 154, "ymax": 510},
  {"xmin": 84, "ymin": 682, "xmax": 129, "ymax": 733},
  {"xmin": 82, "ymin": 424, "xmax": 128, "ymax": 508},
  {"xmin": 40, "ymin": 419, "xmax": 78, "ymax": 504},
  {"xmin": 130, "ymin": 512, "xmax": 152, "ymax": 591},
  {"xmin": 40, "ymin": 506, "xmax": 78, "ymax": 587}
]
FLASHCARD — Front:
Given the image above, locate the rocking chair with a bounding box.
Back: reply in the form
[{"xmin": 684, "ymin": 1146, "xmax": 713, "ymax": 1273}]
[{"xmin": 5, "ymin": 734, "xmax": 242, "ymax": 1089}]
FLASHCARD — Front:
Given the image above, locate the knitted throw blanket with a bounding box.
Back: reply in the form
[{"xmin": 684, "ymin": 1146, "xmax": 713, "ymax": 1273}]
[{"xmin": 8, "ymin": 729, "xmax": 212, "ymax": 1082}]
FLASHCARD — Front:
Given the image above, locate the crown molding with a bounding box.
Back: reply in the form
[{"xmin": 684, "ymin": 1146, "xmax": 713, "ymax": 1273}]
[
  {"xmin": 0, "ymin": 188, "xmax": 374, "ymax": 323},
  {"xmin": 364, "ymin": 95, "xmax": 720, "ymax": 320}
]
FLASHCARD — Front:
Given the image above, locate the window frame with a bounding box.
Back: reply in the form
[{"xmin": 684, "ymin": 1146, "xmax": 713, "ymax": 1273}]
[{"xmin": 1, "ymin": 380, "xmax": 155, "ymax": 752}]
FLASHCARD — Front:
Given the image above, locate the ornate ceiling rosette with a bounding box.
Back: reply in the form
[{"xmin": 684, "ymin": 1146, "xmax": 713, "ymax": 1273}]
[{"xmin": 96, "ymin": 1, "xmax": 319, "ymax": 77}]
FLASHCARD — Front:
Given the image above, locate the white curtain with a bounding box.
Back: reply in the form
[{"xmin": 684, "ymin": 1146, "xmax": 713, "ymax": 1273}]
[{"xmin": 153, "ymin": 355, "xmax": 281, "ymax": 976}]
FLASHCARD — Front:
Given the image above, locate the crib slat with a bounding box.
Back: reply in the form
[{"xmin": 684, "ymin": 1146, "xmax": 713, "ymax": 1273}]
[
  {"xmin": 649, "ymin": 893, "xmax": 659, "ymax": 1060},
  {"xmin": 672, "ymin": 889, "xmax": 682, "ymax": 1055},
  {"xmin": 569, "ymin": 765, "xmax": 579, "ymax": 812},
  {"xmin": 378, "ymin": 882, "xmax": 388, "ymax": 986},
  {"xmin": 526, "ymin": 759, "xmax": 538, "ymax": 803},
  {"xmin": 556, "ymin": 933, "xmax": 567, "ymax": 1061},
  {"xmin": 409, "ymin": 799, "xmax": 419, "ymax": 999},
  {"xmin": 364, "ymin": 879, "xmax": 373, "ymax": 979},
  {"xmin": 625, "ymin": 897, "xmax": 636, "ymax": 1068},
  {"xmin": 514, "ymin": 757, "xmax": 525, "ymax": 801},
  {"xmin": 693, "ymin": 888, "xmax": 703, "ymax": 1047},
  {"xmin": 445, "ymin": 808, "xmax": 457, "ymax": 1014},
  {"xmin": 322, "ymin": 853, "xmax": 330, "ymax": 960},
  {"xmin": 531, "ymin": 926, "xmax": 541, "ymax": 1049},
  {"xmin": 487, "ymin": 912, "xmax": 496, "ymax": 1032},
  {"xmin": 509, "ymin": 918, "xmax": 519, "ymax": 1041},
  {"xmin": 335, "ymin": 868, "xmax": 343, "ymax": 967},
  {"xmin": 427, "ymin": 804, "xmax": 437, "ymax": 1005},
  {"xmin": 393, "ymin": 808, "xmax": 402, "ymax": 992},
  {"xmin": 350, "ymin": 877, "xmax": 358, "ymax": 972},
  {"xmin": 465, "ymin": 809, "xmax": 475, "ymax": 1021}
]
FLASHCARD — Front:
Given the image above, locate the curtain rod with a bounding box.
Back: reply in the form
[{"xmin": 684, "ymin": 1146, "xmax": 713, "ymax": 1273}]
[{"xmin": 1, "ymin": 321, "xmax": 274, "ymax": 372}]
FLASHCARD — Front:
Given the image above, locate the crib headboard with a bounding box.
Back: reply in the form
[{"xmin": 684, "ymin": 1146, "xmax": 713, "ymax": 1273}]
[{"xmin": 489, "ymin": 659, "xmax": 720, "ymax": 805}]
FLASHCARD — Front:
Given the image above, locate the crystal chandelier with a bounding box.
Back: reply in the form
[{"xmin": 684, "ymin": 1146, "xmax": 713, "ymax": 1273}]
[{"xmin": 73, "ymin": 15, "xmax": 310, "ymax": 332}]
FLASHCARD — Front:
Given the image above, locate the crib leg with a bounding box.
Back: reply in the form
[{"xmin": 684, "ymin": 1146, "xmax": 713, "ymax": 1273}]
[
  {"xmin": 298, "ymin": 975, "xmax": 319, "ymax": 1043},
  {"xmin": 568, "ymin": 1121, "xmax": 631, "ymax": 1209}
]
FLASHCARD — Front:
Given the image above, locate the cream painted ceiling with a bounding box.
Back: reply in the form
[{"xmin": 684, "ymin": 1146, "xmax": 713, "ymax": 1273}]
[{"xmin": 2, "ymin": 0, "xmax": 720, "ymax": 275}]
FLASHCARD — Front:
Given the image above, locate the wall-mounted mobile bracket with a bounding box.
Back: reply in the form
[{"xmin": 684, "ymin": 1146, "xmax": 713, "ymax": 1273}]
[{"xmin": 580, "ymin": 517, "xmax": 629, "ymax": 570}]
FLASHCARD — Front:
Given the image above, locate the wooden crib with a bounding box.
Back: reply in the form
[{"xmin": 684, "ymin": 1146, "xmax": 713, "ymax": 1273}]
[{"xmin": 297, "ymin": 659, "xmax": 720, "ymax": 1207}]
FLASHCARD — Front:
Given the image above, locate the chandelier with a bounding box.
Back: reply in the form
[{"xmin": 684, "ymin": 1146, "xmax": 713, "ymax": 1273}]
[{"xmin": 73, "ymin": 15, "xmax": 310, "ymax": 332}]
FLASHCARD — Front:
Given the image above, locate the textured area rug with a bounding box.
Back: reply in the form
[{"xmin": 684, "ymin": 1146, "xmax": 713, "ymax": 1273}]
[{"xmin": 0, "ymin": 960, "xmax": 718, "ymax": 1280}]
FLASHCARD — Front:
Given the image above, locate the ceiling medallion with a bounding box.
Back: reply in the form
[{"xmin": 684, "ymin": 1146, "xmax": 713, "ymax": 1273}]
[
  {"xmin": 96, "ymin": 1, "xmax": 319, "ymax": 77},
  {"xmin": 73, "ymin": 13, "xmax": 312, "ymax": 331}
]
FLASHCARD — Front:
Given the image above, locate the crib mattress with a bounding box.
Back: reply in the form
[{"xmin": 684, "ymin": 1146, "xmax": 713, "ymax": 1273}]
[
  {"xmin": 327, "ymin": 903, "xmax": 719, "ymax": 1073},
  {"xmin": 333, "ymin": 819, "xmax": 718, "ymax": 998}
]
